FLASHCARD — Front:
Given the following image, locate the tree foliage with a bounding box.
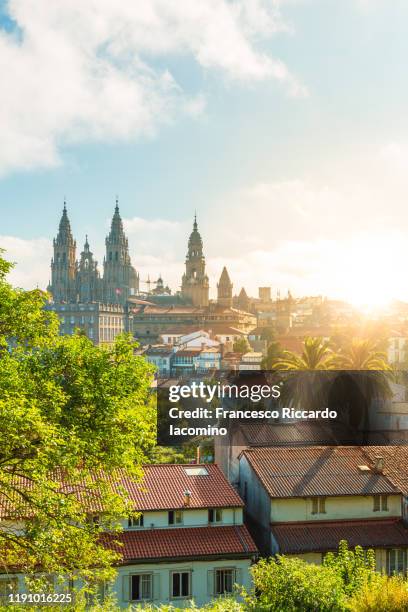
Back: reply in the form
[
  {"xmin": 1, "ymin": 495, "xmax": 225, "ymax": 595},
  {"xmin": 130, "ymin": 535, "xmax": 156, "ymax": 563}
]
[
  {"xmin": 0, "ymin": 251, "xmax": 155, "ymax": 582},
  {"xmin": 233, "ymin": 337, "xmax": 251, "ymax": 354}
]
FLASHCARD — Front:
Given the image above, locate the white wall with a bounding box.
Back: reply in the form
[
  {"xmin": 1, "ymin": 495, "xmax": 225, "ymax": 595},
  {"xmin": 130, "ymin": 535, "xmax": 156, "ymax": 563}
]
[
  {"xmin": 271, "ymin": 494, "xmax": 402, "ymax": 523},
  {"xmin": 114, "ymin": 558, "xmax": 253, "ymax": 608},
  {"xmin": 120, "ymin": 507, "xmax": 243, "ymax": 530}
]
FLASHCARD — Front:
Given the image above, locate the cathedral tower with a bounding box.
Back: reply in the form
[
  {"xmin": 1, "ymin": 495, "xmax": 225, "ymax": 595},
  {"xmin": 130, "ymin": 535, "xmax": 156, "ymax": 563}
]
[
  {"xmin": 217, "ymin": 266, "xmax": 233, "ymax": 308},
  {"xmin": 49, "ymin": 202, "xmax": 77, "ymax": 302},
  {"xmin": 181, "ymin": 215, "xmax": 209, "ymax": 307},
  {"xmin": 103, "ymin": 200, "xmax": 139, "ymax": 304},
  {"xmin": 76, "ymin": 236, "xmax": 101, "ymax": 303}
]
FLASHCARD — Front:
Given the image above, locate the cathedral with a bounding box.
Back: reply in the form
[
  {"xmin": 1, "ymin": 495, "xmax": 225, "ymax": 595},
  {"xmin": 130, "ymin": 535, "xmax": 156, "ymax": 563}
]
[
  {"xmin": 47, "ymin": 203, "xmax": 256, "ymax": 344},
  {"xmin": 48, "ymin": 200, "xmax": 139, "ymax": 305}
]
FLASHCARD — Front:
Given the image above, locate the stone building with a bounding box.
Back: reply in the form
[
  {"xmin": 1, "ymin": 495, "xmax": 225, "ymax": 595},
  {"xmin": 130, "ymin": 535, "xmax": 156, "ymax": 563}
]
[
  {"xmin": 181, "ymin": 215, "xmax": 209, "ymax": 307},
  {"xmin": 48, "ymin": 200, "xmax": 139, "ymax": 306},
  {"xmin": 217, "ymin": 267, "xmax": 233, "ymax": 308},
  {"xmin": 47, "ymin": 206, "xmax": 256, "ymax": 346}
]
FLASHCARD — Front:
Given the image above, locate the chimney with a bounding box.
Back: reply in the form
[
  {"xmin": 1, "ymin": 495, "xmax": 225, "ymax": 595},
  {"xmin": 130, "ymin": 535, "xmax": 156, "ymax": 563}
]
[
  {"xmin": 373, "ymin": 456, "xmax": 385, "ymax": 473},
  {"xmin": 184, "ymin": 490, "xmax": 192, "ymax": 507}
]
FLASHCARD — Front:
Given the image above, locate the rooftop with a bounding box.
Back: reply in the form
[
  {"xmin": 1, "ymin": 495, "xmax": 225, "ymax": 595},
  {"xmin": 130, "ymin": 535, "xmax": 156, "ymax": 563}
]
[
  {"xmin": 121, "ymin": 463, "xmax": 244, "ymax": 511},
  {"xmin": 102, "ymin": 525, "xmax": 257, "ymax": 562},
  {"xmin": 272, "ymin": 518, "xmax": 408, "ymax": 554},
  {"xmin": 241, "ymin": 446, "xmax": 400, "ymax": 498}
]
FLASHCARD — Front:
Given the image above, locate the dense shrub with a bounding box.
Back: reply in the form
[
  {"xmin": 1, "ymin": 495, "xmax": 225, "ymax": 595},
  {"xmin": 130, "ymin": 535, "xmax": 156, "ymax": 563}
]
[
  {"xmin": 348, "ymin": 574, "xmax": 408, "ymax": 612},
  {"xmin": 250, "ymin": 556, "xmax": 347, "ymax": 611}
]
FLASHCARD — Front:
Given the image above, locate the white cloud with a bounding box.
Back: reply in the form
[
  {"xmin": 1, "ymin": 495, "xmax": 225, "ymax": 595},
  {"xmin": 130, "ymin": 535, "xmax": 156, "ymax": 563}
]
[
  {"xmin": 0, "ymin": 236, "xmax": 51, "ymax": 289},
  {"xmin": 0, "ymin": 0, "xmax": 304, "ymax": 176}
]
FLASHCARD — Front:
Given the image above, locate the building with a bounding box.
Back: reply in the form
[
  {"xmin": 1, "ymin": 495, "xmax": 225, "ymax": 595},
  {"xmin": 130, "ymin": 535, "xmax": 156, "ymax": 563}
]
[
  {"xmin": 181, "ymin": 215, "xmax": 209, "ymax": 308},
  {"xmin": 47, "ymin": 302, "xmax": 129, "ymax": 344},
  {"xmin": 48, "ymin": 201, "xmax": 139, "ymax": 306},
  {"xmin": 0, "ymin": 464, "xmax": 258, "ymax": 607},
  {"xmin": 144, "ymin": 346, "xmax": 175, "ymax": 377},
  {"xmin": 217, "ymin": 267, "xmax": 233, "ymax": 308},
  {"xmin": 239, "ymin": 352, "xmax": 263, "ymax": 371},
  {"xmin": 131, "ymin": 303, "xmax": 256, "ymax": 343},
  {"xmin": 388, "ymin": 330, "xmax": 408, "ymax": 365},
  {"xmin": 238, "ymin": 445, "xmax": 408, "ymax": 573}
]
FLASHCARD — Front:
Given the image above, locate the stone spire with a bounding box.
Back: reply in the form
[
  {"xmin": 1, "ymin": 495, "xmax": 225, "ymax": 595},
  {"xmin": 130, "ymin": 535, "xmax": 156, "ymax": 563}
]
[
  {"xmin": 55, "ymin": 200, "xmax": 75, "ymax": 247},
  {"xmin": 49, "ymin": 202, "xmax": 77, "ymax": 302},
  {"xmin": 217, "ymin": 266, "xmax": 233, "ymax": 308},
  {"xmin": 103, "ymin": 199, "xmax": 139, "ymax": 303},
  {"xmin": 237, "ymin": 287, "xmax": 250, "ymax": 312},
  {"xmin": 77, "ymin": 235, "xmax": 100, "ymax": 303},
  {"xmin": 181, "ymin": 215, "xmax": 209, "ymax": 307}
]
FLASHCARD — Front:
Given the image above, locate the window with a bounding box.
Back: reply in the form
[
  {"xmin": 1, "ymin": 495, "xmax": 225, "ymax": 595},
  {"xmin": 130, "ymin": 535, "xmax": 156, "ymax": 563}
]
[
  {"xmin": 171, "ymin": 571, "xmax": 191, "ymax": 598},
  {"xmin": 311, "ymin": 497, "xmax": 326, "ymax": 514},
  {"xmin": 388, "ymin": 549, "xmax": 407, "ymax": 575},
  {"xmin": 215, "ymin": 569, "xmax": 235, "ymax": 595},
  {"xmin": 0, "ymin": 577, "xmax": 18, "ymax": 599},
  {"xmin": 208, "ymin": 508, "xmax": 223, "ymax": 524},
  {"xmin": 130, "ymin": 573, "xmax": 152, "ymax": 601},
  {"xmin": 373, "ymin": 495, "xmax": 388, "ymax": 512},
  {"xmin": 168, "ymin": 510, "xmax": 183, "ymax": 525},
  {"xmin": 128, "ymin": 514, "xmax": 144, "ymax": 528},
  {"xmin": 243, "ymin": 481, "xmax": 248, "ymax": 502}
]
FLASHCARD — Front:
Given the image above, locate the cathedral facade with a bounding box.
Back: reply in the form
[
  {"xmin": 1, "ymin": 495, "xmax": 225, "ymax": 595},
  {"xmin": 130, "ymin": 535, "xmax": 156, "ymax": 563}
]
[
  {"xmin": 47, "ymin": 205, "xmax": 256, "ymax": 344},
  {"xmin": 48, "ymin": 201, "xmax": 139, "ymax": 305}
]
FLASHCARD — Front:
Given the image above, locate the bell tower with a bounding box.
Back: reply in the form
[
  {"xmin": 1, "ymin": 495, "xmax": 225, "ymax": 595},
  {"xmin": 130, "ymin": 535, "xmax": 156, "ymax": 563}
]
[
  {"xmin": 76, "ymin": 236, "xmax": 100, "ymax": 302},
  {"xmin": 49, "ymin": 202, "xmax": 77, "ymax": 302},
  {"xmin": 181, "ymin": 214, "xmax": 209, "ymax": 307},
  {"xmin": 103, "ymin": 199, "xmax": 139, "ymax": 304},
  {"xmin": 217, "ymin": 266, "xmax": 233, "ymax": 308}
]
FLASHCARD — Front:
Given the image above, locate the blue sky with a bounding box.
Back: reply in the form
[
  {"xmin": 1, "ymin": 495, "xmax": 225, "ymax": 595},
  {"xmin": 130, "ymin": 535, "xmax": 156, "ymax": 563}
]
[{"xmin": 1, "ymin": 0, "xmax": 408, "ymax": 307}]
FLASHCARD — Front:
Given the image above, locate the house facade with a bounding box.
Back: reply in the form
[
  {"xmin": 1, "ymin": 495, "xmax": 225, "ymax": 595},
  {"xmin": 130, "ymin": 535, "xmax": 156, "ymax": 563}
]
[
  {"xmin": 238, "ymin": 445, "xmax": 408, "ymax": 573},
  {"xmin": 0, "ymin": 464, "xmax": 257, "ymax": 607}
]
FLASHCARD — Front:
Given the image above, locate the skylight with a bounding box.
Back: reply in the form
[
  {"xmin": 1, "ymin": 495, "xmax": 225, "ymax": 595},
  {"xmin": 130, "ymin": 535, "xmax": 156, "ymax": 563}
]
[{"xmin": 184, "ymin": 467, "xmax": 208, "ymax": 476}]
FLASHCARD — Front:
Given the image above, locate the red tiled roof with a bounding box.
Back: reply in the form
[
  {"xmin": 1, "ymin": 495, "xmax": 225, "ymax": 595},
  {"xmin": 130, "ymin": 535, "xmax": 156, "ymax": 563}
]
[
  {"xmin": 174, "ymin": 349, "xmax": 202, "ymax": 357},
  {"xmin": 238, "ymin": 422, "xmax": 355, "ymax": 447},
  {"xmin": 122, "ymin": 464, "xmax": 243, "ymax": 511},
  {"xmin": 0, "ymin": 464, "xmax": 243, "ymax": 518},
  {"xmin": 242, "ymin": 446, "xmax": 400, "ymax": 498},
  {"xmin": 364, "ymin": 446, "xmax": 408, "ymax": 496},
  {"xmin": 272, "ymin": 519, "xmax": 408, "ymax": 554},
  {"xmin": 102, "ymin": 525, "xmax": 257, "ymax": 562}
]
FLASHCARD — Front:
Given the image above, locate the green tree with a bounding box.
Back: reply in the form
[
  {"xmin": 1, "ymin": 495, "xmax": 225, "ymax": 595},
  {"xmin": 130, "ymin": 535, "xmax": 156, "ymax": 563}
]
[
  {"xmin": 233, "ymin": 337, "xmax": 251, "ymax": 354},
  {"xmin": 273, "ymin": 336, "xmax": 334, "ymax": 370},
  {"xmin": 331, "ymin": 338, "xmax": 393, "ymax": 431},
  {"xmin": 261, "ymin": 340, "xmax": 283, "ymax": 369},
  {"xmin": 272, "ymin": 337, "xmax": 335, "ymax": 410},
  {"xmin": 250, "ymin": 556, "xmax": 347, "ymax": 612},
  {"xmin": 0, "ymin": 251, "xmax": 155, "ymax": 585}
]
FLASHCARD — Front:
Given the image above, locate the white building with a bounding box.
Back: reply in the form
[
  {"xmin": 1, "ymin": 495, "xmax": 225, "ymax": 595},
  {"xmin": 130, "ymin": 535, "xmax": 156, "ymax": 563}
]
[
  {"xmin": 0, "ymin": 464, "xmax": 257, "ymax": 607},
  {"xmin": 238, "ymin": 445, "xmax": 408, "ymax": 572}
]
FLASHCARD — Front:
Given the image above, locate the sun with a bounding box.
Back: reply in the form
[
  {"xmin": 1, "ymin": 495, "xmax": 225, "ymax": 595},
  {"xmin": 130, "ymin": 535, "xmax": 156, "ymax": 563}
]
[{"xmin": 322, "ymin": 232, "xmax": 406, "ymax": 313}]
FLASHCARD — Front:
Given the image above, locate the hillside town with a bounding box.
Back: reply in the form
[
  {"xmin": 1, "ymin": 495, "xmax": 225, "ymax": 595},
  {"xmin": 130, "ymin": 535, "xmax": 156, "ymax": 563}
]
[
  {"xmin": 46, "ymin": 203, "xmax": 408, "ymax": 374},
  {"xmin": 9, "ymin": 203, "xmax": 402, "ymax": 606}
]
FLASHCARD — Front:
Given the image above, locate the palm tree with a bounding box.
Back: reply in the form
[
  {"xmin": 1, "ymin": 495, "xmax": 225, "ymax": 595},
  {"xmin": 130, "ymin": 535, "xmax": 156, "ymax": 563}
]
[
  {"xmin": 273, "ymin": 337, "xmax": 335, "ymax": 411},
  {"xmin": 273, "ymin": 336, "xmax": 334, "ymax": 370},
  {"xmin": 331, "ymin": 338, "xmax": 393, "ymax": 434},
  {"xmin": 333, "ymin": 338, "xmax": 391, "ymax": 371}
]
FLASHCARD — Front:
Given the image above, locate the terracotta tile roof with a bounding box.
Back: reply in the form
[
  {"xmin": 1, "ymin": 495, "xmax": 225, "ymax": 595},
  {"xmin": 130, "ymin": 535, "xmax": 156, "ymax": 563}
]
[
  {"xmin": 364, "ymin": 446, "xmax": 408, "ymax": 496},
  {"xmin": 121, "ymin": 464, "xmax": 244, "ymax": 511},
  {"xmin": 242, "ymin": 446, "xmax": 400, "ymax": 498},
  {"xmin": 173, "ymin": 349, "xmax": 202, "ymax": 357},
  {"xmin": 0, "ymin": 464, "xmax": 243, "ymax": 518},
  {"xmin": 272, "ymin": 519, "xmax": 408, "ymax": 554},
  {"xmin": 102, "ymin": 525, "xmax": 257, "ymax": 562},
  {"xmin": 238, "ymin": 422, "xmax": 355, "ymax": 447}
]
